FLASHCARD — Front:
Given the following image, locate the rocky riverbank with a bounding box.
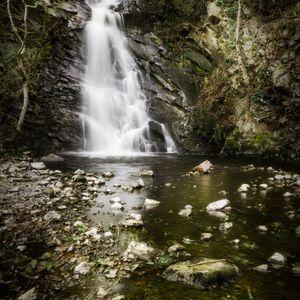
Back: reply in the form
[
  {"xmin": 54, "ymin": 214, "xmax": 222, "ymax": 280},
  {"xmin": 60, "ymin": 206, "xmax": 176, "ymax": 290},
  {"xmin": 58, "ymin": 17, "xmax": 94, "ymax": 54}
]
[{"xmin": 0, "ymin": 154, "xmax": 156, "ymax": 300}]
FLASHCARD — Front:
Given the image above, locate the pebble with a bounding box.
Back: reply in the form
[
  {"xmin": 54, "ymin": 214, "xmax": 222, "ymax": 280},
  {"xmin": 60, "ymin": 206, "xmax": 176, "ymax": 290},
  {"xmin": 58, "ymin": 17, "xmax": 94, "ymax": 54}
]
[
  {"xmin": 144, "ymin": 198, "xmax": 160, "ymax": 209},
  {"xmin": 140, "ymin": 170, "xmax": 154, "ymax": 176},
  {"xmin": 200, "ymin": 233, "xmax": 213, "ymax": 241},
  {"xmin": 31, "ymin": 162, "xmax": 46, "ymax": 170},
  {"xmin": 257, "ymin": 225, "xmax": 268, "ymax": 233},
  {"xmin": 179, "ymin": 205, "xmax": 192, "ymax": 217},
  {"xmin": 168, "ymin": 244, "xmax": 185, "ymax": 253},
  {"xmin": 219, "ymin": 222, "xmax": 233, "ymax": 233},
  {"xmin": 253, "ymin": 264, "xmax": 268, "ymax": 273},
  {"xmin": 259, "ymin": 184, "xmax": 268, "ymax": 189},
  {"xmin": 292, "ymin": 264, "xmax": 300, "ymax": 276},
  {"xmin": 18, "ymin": 287, "xmax": 37, "ymax": 300}
]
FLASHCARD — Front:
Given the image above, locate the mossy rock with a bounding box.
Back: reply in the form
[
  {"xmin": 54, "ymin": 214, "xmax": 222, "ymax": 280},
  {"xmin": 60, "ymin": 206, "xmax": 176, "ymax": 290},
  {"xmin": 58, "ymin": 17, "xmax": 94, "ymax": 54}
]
[{"xmin": 162, "ymin": 258, "xmax": 239, "ymax": 289}]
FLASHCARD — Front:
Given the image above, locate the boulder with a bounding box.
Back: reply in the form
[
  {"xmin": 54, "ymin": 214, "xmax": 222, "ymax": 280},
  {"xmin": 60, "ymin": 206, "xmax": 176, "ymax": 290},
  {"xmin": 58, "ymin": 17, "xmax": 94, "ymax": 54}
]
[
  {"xmin": 192, "ymin": 160, "xmax": 213, "ymax": 174},
  {"xmin": 206, "ymin": 199, "xmax": 230, "ymax": 211},
  {"xmin": 41, "ymin": 154, "xmax": 64, "ymax": 162},
  {"xmin": 162, "ymin": 259, "xmax": 239, "ymax": 289}
]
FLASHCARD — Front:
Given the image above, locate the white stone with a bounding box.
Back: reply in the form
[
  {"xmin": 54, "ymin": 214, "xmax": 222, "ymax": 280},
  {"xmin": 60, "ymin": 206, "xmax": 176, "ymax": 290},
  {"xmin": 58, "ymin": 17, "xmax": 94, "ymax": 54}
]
[
  {"xmin": 124, "ymin": 241, "xmax": 154, "ymax": 261},
  {"xmin": 110, "ymin": 197, "xmax": 121, "ymax": 203},
  {"xmin": 168, "ymin": 244, "xmax": 185, "ymax": 253},
  {"xmin": 74, "ymin": 169, "xmax": 85, "ymax": 175},
  {"xmin": 111, "ymin": 202, "xmax": 123, "ymax": 210},
  {"xmin": 140, "ymin": 170, "xmax": 154, "ymax": 176},
  {"xmin": 283, "ymin": 192, "xmax": 293, "ymax": 197},
  {"xmin": 207, "ymin": 210, "xmax": 228, "ymax": 220},
  {"xmin": 179, "ymin": 205, "xmax": 192, "ymax": 217},
  {"xmin": 97, "ymin": 287, "xmax": 108, "ymax": 298},
  {"xmin": 257, "ymin": 225, "xmax": 268, "ymax": 232},
  {"xmin": 121, "ymin": 219, "xmax": 143, "ymax": 227},
  {"xmin": 130, "ymin": 213, "xmax": 142, "ymax": 221},
  {"xmin": 206, "ymin": 199, "xmax": 230, "ymax": 211},
  {"xmin": 275, "ymin": 174, "xmax": 285, "ymax": 181},
  {"xmin": 238, "ymin": 184, "xmax": 250, "ymax": 192},
  {"xmin": 268, "ymin": 252, "xmax": 286, "ymax": 265},
  {"xmin": 200, "ymin": 233, "xmax": 213, "ymax": 241},
  {"xmin": 104, "ymin": 231, "xmax": 113, "ymax": 238},
  {"xmin": 44, "ymin": 211, "xmax": 61, "ymax": 221},
  {"xmin": 74, "ymin": 262, "xmax": 90, "ymax": 275},
  {"xmin": 259, "ymin": 184, "xmax": 268, "ymax": 189},
  {"xmin": 253, "ymin": 264, "xmax": 268, "ymax": 273},
  {"xmin": 18, "ymin": 288, "xmax": 37, "ymax": 300},
  {"xmin": 31, "ymin": 162, "xmax": 46, "ymax": 170},
  {"xmin": 219, "ymin": 222, "xmax": 233, "ymax": 233},
  {"xmin": 102, "ymin": 171, "xmax": 114, "ymax": 178},
  {"xmin": 85, "ymin": 227, "xmax": 101, "ymax": 241},
  {"xmin": 144, "ymin": 198, "xmax": 160, "ymax": 209}
]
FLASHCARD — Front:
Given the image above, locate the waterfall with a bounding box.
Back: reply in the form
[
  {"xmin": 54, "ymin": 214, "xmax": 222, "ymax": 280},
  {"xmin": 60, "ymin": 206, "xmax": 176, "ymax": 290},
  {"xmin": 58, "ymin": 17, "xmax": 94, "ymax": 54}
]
[{"xmin": 82, "ymin": 0, "xmax": 177, "ymax": 155}]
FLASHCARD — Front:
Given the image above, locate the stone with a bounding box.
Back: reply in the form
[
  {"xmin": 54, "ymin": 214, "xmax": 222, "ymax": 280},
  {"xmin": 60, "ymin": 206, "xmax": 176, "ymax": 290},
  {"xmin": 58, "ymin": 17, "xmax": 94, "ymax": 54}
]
[
  {"xmin": 140, "ymin": 170, "xmax": 154, "ymax": 176},
  {"xmin": 18, "ymin": 288, "xmax": 37, "ymax": 300},
  {"xmin": 253, "ymin": 264, "xmax": 268, "ymax": 273},
  {"xmin": 206, "ymin": 199, "xmax": 230, "ymax": 211},
  {"xmin": 275, "ymin": 174, "xmax": 285, "ymax": 181},
  {"xmin": 111, "ymin": 202, "xmax": 123, "ymax": 210},
  {"xmin": 105, "ymin": 268, "xmax": 118, "ymax": 278},
  {"xmin": 219, "ymin": 222, "xmax": 233, "ymax": 233},
  {"xmin": 162, "ymin": 259, "xmax": 239, "ymax": 289},
  {"xmin": 144, "ymin": 198, "xmax": 160, "ymax": 209},
  {"xmin": 131, "ymin": 178, "xmax": 144, "ymax": 189},
  {"xmin": 268, "ymin": 252, "xmax": 286, "ymax": 265},
  {"xmin": 168, "ymin": 244, "xmax": 185, "ymax": 254},
  {"xmin": 85, "ymin": 227, "xmax": 101, "ymax": 241},
  {"xmin": 201, "ymin": 233, "xmax": 213, "ymax": 241},
  {"xmin": 257, "ymin": 225, "xmax": 268, "ymax": 233},
  {"xmin": 259, "ymin": 184, "xmax": 268, "ymax": 189},
  {"xmin": 124, "ymin": 241, "xmax": 154, "ymax": 261},
  {"xmin": 295, "ymin": 226, "xmax": 300, "ymax": 238},
  {"xmin": 110, "ymin": 197, "xmax": 121, "ymax": 203},
  {"xmin": 238, "ymin": 184, "xmax": 250, "ymax": 192},
  {"xmin": 192, "ymin": 160, "xmax": 213, "ymax": 174},
  {"xmin": 73, "ymin": 174, "xmax": 87, "ymax": 182},
  {"xmin": 292, "ymin": 264, "xmax": 300, "ymax": 276},
  {"xmin": 31, "ymin": 162, "xmax": 46, "ymax": 170},
  {"xmin": 207, "ymin": 211, "xmax": 228, "ymax": 220},
  {"xmin": 121, "ymin": 219, "xmax": 143, "ymax": 227},
  {"xmin": 74, "ymin": 169, "xmax": 85, "ymax": 175},
  {"xmin": 74, "ymin": 261, "xmax": 90, "ymax": 275},
  {"xmin": 102, "ymin": 171, "xmax": 114, "ymax": 178},
  {"xmin": 97, "ymin": 287, "xmax": 109, "ymax": 298},
  {"xmin": 283, "ymin": 192, "xmax": 293, "ymax": 197},
  {"xmin": 104, "ymin": 231, "xmax": 113, "ymax": 238},
  {"xmin": 41, "ymin": 154, "xmax": 64, "ymax": 162},
  {"xmin": 44, "ymin": 211, "xmax": 61, "ymax": 221},
  {"xmin": 179, "ymin": 205, "xmax": 192, "ymax": 217}
]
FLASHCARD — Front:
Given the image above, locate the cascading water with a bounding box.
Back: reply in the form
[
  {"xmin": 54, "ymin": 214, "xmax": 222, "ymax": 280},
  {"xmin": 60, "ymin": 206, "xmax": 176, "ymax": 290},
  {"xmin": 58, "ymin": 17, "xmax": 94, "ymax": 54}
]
[{"xmin": 82, "ymin": 0, "xmax": 177, "ymax": 155}]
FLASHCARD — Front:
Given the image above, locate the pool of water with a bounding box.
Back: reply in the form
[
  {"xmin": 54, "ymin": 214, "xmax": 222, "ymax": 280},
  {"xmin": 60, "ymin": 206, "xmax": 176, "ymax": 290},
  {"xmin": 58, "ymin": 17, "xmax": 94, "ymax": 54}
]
[{"xmin": 57, "ymin": 154, "xmax": 300, "ymax": 299}]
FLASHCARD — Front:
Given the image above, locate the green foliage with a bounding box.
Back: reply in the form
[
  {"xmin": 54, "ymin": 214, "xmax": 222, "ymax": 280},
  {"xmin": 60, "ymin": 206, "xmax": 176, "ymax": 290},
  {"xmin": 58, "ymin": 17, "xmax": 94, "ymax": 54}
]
[
  {"xmin": 215, "ymin": 0, "xmax": 238, "ymax": 19},
  {"xmin": 155, "ymin": 250, "xmax": 174, "ymax": 268},
  {"xmin": 75, "ymin": 223, "xmax": 88, "ymax": 233},
  {"xmin": 193, "ymin": 107, "xmax": 215, "ymax": 139}
]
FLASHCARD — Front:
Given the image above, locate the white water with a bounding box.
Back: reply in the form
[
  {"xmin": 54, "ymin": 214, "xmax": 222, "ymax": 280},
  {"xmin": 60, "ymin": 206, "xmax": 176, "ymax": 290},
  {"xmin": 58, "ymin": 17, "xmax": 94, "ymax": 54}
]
[{"xmin": 82, "ymin": 0, "xmax": 177, "ymax": 155}]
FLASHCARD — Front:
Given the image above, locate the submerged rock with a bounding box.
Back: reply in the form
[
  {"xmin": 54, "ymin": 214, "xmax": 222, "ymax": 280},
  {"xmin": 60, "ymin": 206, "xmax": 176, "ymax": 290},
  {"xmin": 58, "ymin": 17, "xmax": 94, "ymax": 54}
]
[
  {"xmin": 168, "ymin": 244, "xmax": 185, "ymax": 254},
  {"xmin": 219, "ymin": 222, "xmax": 233, "ymax": 233},
  {"xmin": 162, "ymin": 259, "xmax": 239, "ymax": 289},
  {"xmin": 144, "ymin": 198, "xmax": 160, "ymax": 209},
  {"xmin": 206, "ymin": 199, "xmax": 230, "ymax": 211},
  {"xmin": 192, "ymin": 160, "xmax": 213, "ymax": 174},
  {"xmin": 18, "ymin": 288, "xmax": 37, "ymax": 300},
  {"xmin": 257, "ymin": 225, "xmax": 268, "ymax": 233},
  {"xmin": 41, "ymin": 154, "xmax": 64, "ymax": 162},
  {"xmin": 253, "ymin": 264, "xmax": 269, "ymax": 273},
  {"xmin": 201, "ymin": 233, "xmax": 213, "ymax": 241},
  {"xmin": 140, "ymin": 170, "xmax": 154, "ymax": 177},
  {"xmin": 179, "ymin": 205, "xmax": 193, "ymax": 217},
  {"xmin": 102, "ymin": 171, "xmax": 115, "ymax": 178}
]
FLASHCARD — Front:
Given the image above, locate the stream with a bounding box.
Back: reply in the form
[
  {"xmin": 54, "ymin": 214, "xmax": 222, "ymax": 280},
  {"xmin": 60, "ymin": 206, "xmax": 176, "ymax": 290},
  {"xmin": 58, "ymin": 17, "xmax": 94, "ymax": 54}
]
[{"xmin": 54, "ymin": 154, "xmax": 300, "ymax": 299}]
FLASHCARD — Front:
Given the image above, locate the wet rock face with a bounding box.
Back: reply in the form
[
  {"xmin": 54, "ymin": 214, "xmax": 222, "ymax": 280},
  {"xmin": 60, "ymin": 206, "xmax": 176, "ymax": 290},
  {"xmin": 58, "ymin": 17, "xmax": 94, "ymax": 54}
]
[
  {"xmin": 162, "ymin": 259, "xmax": 239, "ymax": 289},
  {"xmin": 0, "ymin": 1, "xmax": 90, "ymax": 154}
]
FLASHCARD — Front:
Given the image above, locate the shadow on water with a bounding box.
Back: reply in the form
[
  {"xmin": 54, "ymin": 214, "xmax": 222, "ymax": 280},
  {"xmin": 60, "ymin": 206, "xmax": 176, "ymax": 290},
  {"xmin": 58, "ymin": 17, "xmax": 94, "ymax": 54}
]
[{"xmin": 52, "ymin": 153, "xmax": 300, "ymax": 300}]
